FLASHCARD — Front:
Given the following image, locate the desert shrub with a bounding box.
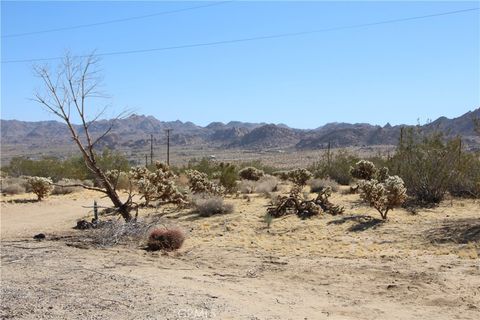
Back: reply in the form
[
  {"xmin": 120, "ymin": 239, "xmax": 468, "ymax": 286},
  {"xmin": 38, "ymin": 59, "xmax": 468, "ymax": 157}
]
[
  {"xmin": 238, "ymin": 160, "xmax": 279, "ymax": 175},
  {"xmin": 183, "ymin": 157, "xmax": 219, "ymax": 177},
  {"xmin": 217, "ymin": 162, "xmax": 238, "ymax": 193},
  {"xmin": 308, "ymin": 178, "xmax": 339, "ymax": 193},
  {"xmin": 193, "ymin": 196, "xmax": 234, "ymax": 217},
  {"xmin": 309, "ymin": 151, "xmax": 360, "ymax": 185},
  {"xmin": 4, "ymin": 149, "xmax": 130, "ymax": 182},
  {"xmin": 147, "ymin": 227, "xmax": 185, "ymax": 251},
  {"xmin": 238, "ymin": 180, "xmax": 257, "ymax": 194},
  {"xmin": 360, "ymin": 176, "xmax": 407, "ymax": 219},
  {"xmin": 388, "ymin": 130, "xmax": 469, "ymax": 204},
  {"xmin": 185, "ymin": 169, "xmax": 224, "ymax": 195},
  {"xmin": 0, "ymin": 177, "xmax": 27, "ymax": 195},
  {"xmin": 272, "ymin": 170, "xmax": 290, "ymax": 181},
  {"xmin": 51, "ymin": 178, "xmax": 83, "ymax": 195},
  {"xmin": 26, "ymin": 176, "xmax": 54, "ymax": 200},
  {"xmin": 256, "ymin": 175, "xmax": 279, "ymax": 194},
  {"xmin": 447, "ymin": 152, "xmax": 480, "ymax": 198},
  {"xmin": 238, "ymin": 167, "xmax": 264, "ymax": 181},
  {"xmin": 267, "ymin": 185, "xmax": 322, "ymax": 219},
  {"xmin": 286, "ymin": 168, "xmax": 313, "ymax": 186},
  {"xmin": 130, "ymin": 162, "xmax": 186, "ymax": 206}
]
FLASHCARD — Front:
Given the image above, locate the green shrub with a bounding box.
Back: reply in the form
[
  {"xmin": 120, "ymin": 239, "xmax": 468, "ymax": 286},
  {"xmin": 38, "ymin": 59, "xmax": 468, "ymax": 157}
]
[
  {"xmin": 388, "ymin": 130, "xmax": 466, "ymax": 204},
  {"xmin": 217, "ymin": 162, "xmax": 238, "ymax": 193},
  {"xmin": 309, "ymin": 151, "xmax": 360, "ymax": 185}
]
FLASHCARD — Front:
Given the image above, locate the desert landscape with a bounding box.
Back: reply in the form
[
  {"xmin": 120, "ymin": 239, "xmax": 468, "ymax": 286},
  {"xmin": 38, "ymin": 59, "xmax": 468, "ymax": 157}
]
[
  {"xmin": 1, "ymin": 180, "xmax": 479, "ymax": 319},
  {"xmin": 2, "ymin": 1, "xmax": 479, "ymax": 319}
]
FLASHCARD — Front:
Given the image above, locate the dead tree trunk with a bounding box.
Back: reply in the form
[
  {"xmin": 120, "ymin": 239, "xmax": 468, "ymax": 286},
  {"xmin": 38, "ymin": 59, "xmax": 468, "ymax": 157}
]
[{"xmin": 33, "ymin": 53, "xmax": 133, "ymax": 222}]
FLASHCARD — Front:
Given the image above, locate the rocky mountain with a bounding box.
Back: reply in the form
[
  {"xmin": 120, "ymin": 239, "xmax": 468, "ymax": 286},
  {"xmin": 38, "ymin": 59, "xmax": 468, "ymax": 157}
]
[{"xmin": 1, "ymin": 108, "xmax": 479, "ymax": 158}]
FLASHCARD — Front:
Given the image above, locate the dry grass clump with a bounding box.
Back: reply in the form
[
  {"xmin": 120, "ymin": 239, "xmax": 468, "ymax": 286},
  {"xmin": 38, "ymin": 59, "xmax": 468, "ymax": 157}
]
[
  {"xmin": 239, "ymin": 167, "xmax": 264, "ymax": 181},
  {"xmin": 256, "ymin": 175, "xmax": 279, "ymax": 194},
  {"xmin": 238, "ymin": 175, "xmax": 279, "ymax": 195},
  {"xmin": 238, "ymin": 180, "xmax": 256, "ymax": 194},
  {"xmin": 308, "ymin": 178, "xmax": 339, "ymax": 193},
  {"xmin": 147, "ymin": 227, "xmax": 185, "ymax": 251},
  {"xmin": 0, "ymin": 177, "xmax": 27, "ymax": 195},
  {"xmin": 70, "ymin": 217, "xmax": 179, "ymax": 249},
  {"xmin": 193, "ymin": 196, "xmax": 234, "ymax": 217},
  {"xmin": 51, "ymin": 179, "xmax": 83, "ymax": 195}
]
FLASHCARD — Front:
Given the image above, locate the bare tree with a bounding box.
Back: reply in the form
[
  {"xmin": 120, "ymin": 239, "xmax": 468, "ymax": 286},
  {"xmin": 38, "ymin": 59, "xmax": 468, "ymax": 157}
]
[{"xmin": 33, "ymin": 53, "xmax": 134, "ymax": 222}]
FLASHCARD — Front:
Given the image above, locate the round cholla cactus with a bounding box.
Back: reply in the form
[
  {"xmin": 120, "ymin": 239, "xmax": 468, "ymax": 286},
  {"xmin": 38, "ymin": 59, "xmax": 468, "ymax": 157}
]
[
  {"xmin": 185, "ymin": 169, "xmax": 224, "ymax": 195},
  {"xmin": 129, "ymin": 162, "xmax": 185, "ymax": 206},
  {"xmin": 238, "ymin": 167, "xmax": 264, "ymax": 181},
  {"xmin": 27, "ymin": 176, "xmax": 54, "ymax": 200},
  {"xmin": 359, "ymin": 175, "xmax": 407, "ymax": 219},
  {"xmin": 287, "ymin": 168, "xmax": 313, "ymax": 186},
  {"xmin": 350, "ymin": 160, "xmax": 378, "ymax": 181}
]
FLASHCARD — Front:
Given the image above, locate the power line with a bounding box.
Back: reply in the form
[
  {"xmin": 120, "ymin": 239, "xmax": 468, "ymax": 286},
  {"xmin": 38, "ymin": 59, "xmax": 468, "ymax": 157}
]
[
  {"xmin": 2, "ymin": 7, "xmax": 478, "ymax": 64},
  {"xmin": 2, "ymin": 1, "xmax": 233, "ymax": 38}
]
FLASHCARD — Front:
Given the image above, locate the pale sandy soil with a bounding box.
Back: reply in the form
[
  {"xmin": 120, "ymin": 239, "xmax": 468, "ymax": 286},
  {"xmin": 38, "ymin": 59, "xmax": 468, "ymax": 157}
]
[{"xmin": 1, "ymin": 188, "xmax": 479, "ymax": 320}]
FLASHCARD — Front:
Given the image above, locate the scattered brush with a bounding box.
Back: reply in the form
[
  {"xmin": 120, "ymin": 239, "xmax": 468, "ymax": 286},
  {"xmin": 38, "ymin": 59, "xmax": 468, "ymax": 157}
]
[
  {"xmin": 0, "ymin": 177, "xmax": 26, "ymax": 195},
  {"xmin": 193, "ymin": 195, "xmax": 234, "ymax": 217},
  {"xmin": 308, "ymin": 178, "xmax": 339, "ymax": 193},
  {"xmin": 51, "ymin": 179, "xmax": 83, "ymax": 195},
  {"xmin": 238, "ymin": 180, "xmax": 257, "ymax": 194},
  {"xmin": 70, "ymin": 217, "xmax": 177, "ymax": 249},
  {"xmin": 239, "ymin": 167, "xmax": 264, "ymax": 181},
  {"xmin": 255, "ymin": 175, "xmax": 279, "ymax": 195},
  {"xmin": 147, "ymin": 227, "xmax": 185, "ymax": 251}
]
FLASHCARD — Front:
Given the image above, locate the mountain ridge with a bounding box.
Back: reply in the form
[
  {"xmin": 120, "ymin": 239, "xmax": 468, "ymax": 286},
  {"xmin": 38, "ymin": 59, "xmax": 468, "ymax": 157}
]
[{"xmin": 1, "ymin": 108, "xmax": 479, "ymax": 156}]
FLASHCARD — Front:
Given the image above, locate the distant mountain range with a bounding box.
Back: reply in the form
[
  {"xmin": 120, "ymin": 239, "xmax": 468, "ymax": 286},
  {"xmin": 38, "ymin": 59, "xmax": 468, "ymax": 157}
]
[{"xmin": 1, "ymin": 108, "xmax": 479, "ymax": 158}]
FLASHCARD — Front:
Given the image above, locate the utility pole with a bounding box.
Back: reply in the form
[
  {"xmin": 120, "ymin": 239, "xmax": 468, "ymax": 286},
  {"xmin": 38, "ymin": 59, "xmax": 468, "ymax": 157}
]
[
  {"xmin": 145, "ymin": 154, "xmax": 148, "ymax": 167},
  {"xmin": 165, "ymin": 129, "xmax": 172, "ymax": 166},
  {"xmin": 150, "ymin": 134, "xmax": 154, "ymax": 166}
]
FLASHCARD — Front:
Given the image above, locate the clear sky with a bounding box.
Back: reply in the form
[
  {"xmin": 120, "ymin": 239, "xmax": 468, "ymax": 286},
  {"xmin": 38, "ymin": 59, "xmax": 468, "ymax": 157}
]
[{"xmin": 1, "ymin": 1, "xmax": 479, "ymax": 128}]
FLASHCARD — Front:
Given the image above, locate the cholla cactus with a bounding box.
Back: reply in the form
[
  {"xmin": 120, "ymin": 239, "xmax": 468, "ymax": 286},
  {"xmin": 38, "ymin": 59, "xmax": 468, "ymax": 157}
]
[
  {"xmin": 238, "ymin": 167, "xmax": 264, "ymax": 181},
  {"xmin": 287, "ymin": 168, "xmax": 313, "ymax": 186},
  {"xmin": 360, "ymin": 176, "xmax": 407, "ymax": 219},
  {"xmin": 315, "ymin": 186, "xmax": 344, "ymax": 215},
  {"xmin": 129, "ymin": 162, "xmax": 185, "ymax": 206},
  {"xmin": 105, "ymin": 170, "xmax": 131, "ymax": 191},
  {"xmin": 350, "ymin": 160, "xmax": 377, "ymax": 181},
  {"xmin": 27, "ymin": 176, "xmax": 54, "ymax": 200},
  {"xmin": 185, "ymin": 169, "xmax": 225, "ymax": 195}
]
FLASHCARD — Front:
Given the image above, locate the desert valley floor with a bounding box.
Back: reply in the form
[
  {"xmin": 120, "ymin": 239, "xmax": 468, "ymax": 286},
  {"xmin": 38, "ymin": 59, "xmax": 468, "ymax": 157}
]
[{"xmin": 1, "ymin": 187, "xmax": 479, "ymax": 320}]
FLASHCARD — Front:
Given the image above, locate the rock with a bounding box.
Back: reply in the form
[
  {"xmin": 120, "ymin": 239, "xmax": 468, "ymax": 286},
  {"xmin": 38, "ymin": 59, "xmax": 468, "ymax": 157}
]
[{"xmin": 33, "ymin": 233, "xmax": 46, "ymax": 240}]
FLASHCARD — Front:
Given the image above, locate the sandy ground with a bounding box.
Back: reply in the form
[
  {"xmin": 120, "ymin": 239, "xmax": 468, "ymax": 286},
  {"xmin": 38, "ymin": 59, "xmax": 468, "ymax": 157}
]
[{"xmin": 1, "ymin": 188, "xmax": 479, "ymax": 319}]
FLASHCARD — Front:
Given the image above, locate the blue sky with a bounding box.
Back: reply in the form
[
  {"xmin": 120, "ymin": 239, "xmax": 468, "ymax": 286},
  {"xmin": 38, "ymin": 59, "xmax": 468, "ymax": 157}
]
[{"xmin": 1, "ymin": 1, "xmax": 479, "ymax": 128}]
